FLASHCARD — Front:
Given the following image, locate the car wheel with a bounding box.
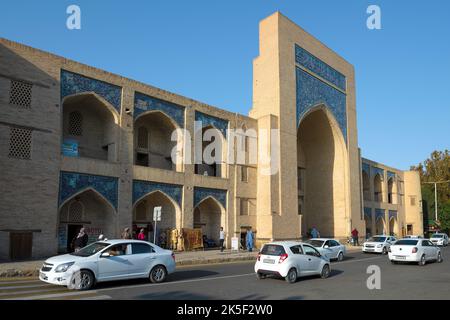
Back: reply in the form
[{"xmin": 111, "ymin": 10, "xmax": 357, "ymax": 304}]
[
  {"xmin": 419, "ymin": 255, "xmax": 426, "ymax": 266},
  {"xmin": 256, "ymin": 272, "xmax": 265, "ymax": 280},
  {"xmin": 149, "ymin": 265, "xmax": 167, "ymax": 283},
  {"xmin": 285, "ymin": 268, "xmax": 297, "ymax": 284},
  {"xmin": 382, "ymin": 247, "xmax": 387, "ymax": 255},
  {"xmin": 320, "ymin": 264, "xmax": 330, "ymax": 279},
  {"xmin": 337, "ymin": 252, "xmax": 344, "ymax": 261},
  {"xmin": 70, "ymin": 270, "xmax": 95, "ymax": 291},
  {"xmin": 437, "ymin": 252, "xmax": 443, "ymax": 263}
]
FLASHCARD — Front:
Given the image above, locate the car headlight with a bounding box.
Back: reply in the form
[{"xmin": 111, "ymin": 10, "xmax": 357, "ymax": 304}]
[
  {"xmin": 55, "ymin": 262, "xmax": 75, "ymax": 273},
  {"xmin": 377, "ymin": 244, "xmax": 383, "ymax": 248}
]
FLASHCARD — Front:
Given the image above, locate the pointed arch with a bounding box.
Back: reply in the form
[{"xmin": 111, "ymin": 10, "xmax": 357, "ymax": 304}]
[
  {"xmin": 59, "ymin": 187, "xmax": 116, "ymax": 212},
  {"xmin": 132, "ymin": 189, "xmax": 181, "ymax": 213},
  {"xmin": 62, "ymin": 92, "xmax": 119, "ymax": 123}
]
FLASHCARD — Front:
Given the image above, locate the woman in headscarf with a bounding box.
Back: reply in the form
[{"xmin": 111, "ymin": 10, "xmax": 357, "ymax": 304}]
[
  {"xmin": 121, "ymin": 227, "xmax": 132, "ymax": 239},
  {"xmin": 73, "ymin": 227, "xmax": 88, "ymax": 252}
]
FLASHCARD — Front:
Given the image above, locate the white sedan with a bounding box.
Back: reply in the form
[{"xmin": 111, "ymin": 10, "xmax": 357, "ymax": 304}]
[
  {"xmin": 430, "ymin": 233, "xmax": 449, "ymax": 246},
  {"xmin": 255, "ymin": 241, "xmax": 331, "ymax": 283},
  {"xmin": 388, "ymin": 238, "xmax": 443, "ymax": 265},
  {"xmin": 362, "ymin": 235, "xmax": 396, "ymax": 254},
  {"xmin": 305, "ymin": 238, "xmax": 346, "ymax": 261},
  {"xmin": 39, "ymin": 239, "xmax": 176, "ymax": 290}
]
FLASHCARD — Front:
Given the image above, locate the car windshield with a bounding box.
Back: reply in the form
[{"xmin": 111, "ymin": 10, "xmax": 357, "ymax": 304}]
[
  {"xmin": 261, "ymin": 244, "xmax": 286, "ymax": 256},
  {"xmin": 305, "ymin": 240, "xmax": 324, "ymax": 247},
  {"xmin": 70, "ymin": 242, "xmax": 110, "ymax": 257},
  {"xmin": 368, "ymin": 237, "xmax": 386, "ymax": 242},
  {"xmin": 431, "ymin": 234, "xmax": 444, "ymax": 238},
  {"xmin": 395, "ymin": 240, "xmax": 418, "ymax": 245}
]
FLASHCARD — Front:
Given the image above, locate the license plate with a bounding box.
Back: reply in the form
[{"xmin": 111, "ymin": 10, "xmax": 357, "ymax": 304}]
[
  {"xmin": 365, "ymin": 248, "xmax": 374, "ymax": 251},
  {"xmin": 395, "ymin": 256, "xmax": 406, "ymax": 259},
  {"xmin": 263, "ymin": 259, "xmax": 275, "ymax": 264}
]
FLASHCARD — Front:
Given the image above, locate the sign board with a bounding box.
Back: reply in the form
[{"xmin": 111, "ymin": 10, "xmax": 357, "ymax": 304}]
[
  {"xmin": 231, "ymin": 237, "xmax": 239, "ymax": 251},
  {"xmin": 153, "ymin": 206, "xmax": 162, "ymax": 222},
  {"xmin": 181, "ymin": 228, "xmax": 204, "ymax": 251},
  {"xmin": 61, "ymin": 139, "xmax": 78, "ymax": 157}
]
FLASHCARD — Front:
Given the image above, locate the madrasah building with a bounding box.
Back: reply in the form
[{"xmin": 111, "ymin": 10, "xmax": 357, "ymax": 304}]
[{"xmin": 0, "ymin": 12, "xmax": 423, "ymax": 261}]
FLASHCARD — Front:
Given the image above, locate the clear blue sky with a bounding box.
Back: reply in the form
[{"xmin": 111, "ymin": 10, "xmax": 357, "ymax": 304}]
[{"xmin": 1, "ymin": 0, "xmax": 449, "ymax": 170}]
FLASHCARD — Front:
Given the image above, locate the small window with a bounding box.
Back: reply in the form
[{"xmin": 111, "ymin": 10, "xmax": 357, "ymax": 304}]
[
  {"xmin": 241, "ymin": 166, "xmax": 248, "ymax": 182},
  {"xmin": 68, "ymin": 111, "xmax": 83, "ymax": 136},
  {"xmin": 261, "ymin": 244, "xmax": 286, "ymax": 256},
  {"xmin": 9, "ymin": 80, "xmax": 32, "ymax": 108},
  {"xmin": 290, "ymin": 245, "xmax": 303, "ymax": 254},
  {"xmin": 68, "ymin": 201, "xmax": 83, "ymax": 222},
  {"xmin": 240, "ymin": 199, "xmax": 249, "ymax": 216},
  {"xmin": 410, "ymin": 196, "xmax": 416, "ymax": 206},
  {"xmin": 8, "ymin": 127, "xmax": 32, "ymax": 160},
  {"xmin": 107, "ymin": 244, "xmax": 130, "ymax": 256},
  {"xmin": 137, "ymin": 127, "xmax": 148, "ymax": 149},
  {"xmin": 303, "ymin": 245, "xmax": 320, "ymax": 257},
  {"xmin": 136, "ymin": 152, "xmax": 149, "ymax": 166},
  {"xmin": 132, "ymin": 243, "xmax": 154, "ymax": 254}
]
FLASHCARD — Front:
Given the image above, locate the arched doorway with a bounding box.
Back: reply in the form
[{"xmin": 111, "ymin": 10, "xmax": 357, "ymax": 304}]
[
  {"xmin": 58, "ymin": 189, "xmax": 115, "ymax": 253},
  {"xmin": 375, "ymin": 217, "xmax": 385, "ymax": 235},
  {"xmin": 134, "ymin": 111, "xmax": 181, "ymax": 171},
  {"xmin": 374, "ymin": 174, "xmax": 383, "ymax": 202},
  {"xmin": 62, "ymin": 93, "xmax": 118, "ymax": 161},
  {"xmin": 364, "ymin": 213, "xmax": 373, "ymax": 237},
  {"xmin": 133, "ymin": 191, "xmax": 180, "ymax": 248},
  {"xmin": 193, "ymin": 197, "xmax": 226, "ymax": 246},
  {"xmin": 387, "ymin": 178, "xmax": 396, "ymax": 204},
  {"xmin": 195, "ymin": 125, "xmax": 227, "ymax": 178},
  {"xmin": 362, "ymin": 171, "xmax": 371, "ymax": 201},
  {"xmin": 389, "ymin": 217, "xmax": 398, "ymax": 236},
  {"xmin": 297, "ymin": 107, "xmax": 347, "ymax": 238}
]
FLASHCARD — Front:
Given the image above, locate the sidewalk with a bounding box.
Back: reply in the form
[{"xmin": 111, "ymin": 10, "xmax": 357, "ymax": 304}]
[{"xmin": 0, "ymin": 245, "xmax": 362, "ymax": 278}]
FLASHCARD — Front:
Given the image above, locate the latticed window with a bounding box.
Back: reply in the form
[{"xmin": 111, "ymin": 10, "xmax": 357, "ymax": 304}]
[
  {"xmin": 8, "ymin": 127, "xmax": 32, "ymax": 159},
  {"xmin": 137, "ymin": 126, "xmax": 148, "ymax": 149},
  {"xmin": 135, "ymin": 201, "xmax": 147, "ymax": 221},
  {"xmin": 9, "ymin": 80, "xmax": 32, "ymax": 108},
  {"xmin": 68, "ymin": 111, "xmax": 83, "ymax": 136},
  {"xmin": 240, "ymin": 199, "xmax": 249, "ymax": 216},
  {"xmin": 68, "ymin": 201, "xmax": 83, "ymax": 222}
]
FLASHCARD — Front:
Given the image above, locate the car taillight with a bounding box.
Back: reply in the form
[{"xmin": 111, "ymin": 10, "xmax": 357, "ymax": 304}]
[
  {"xmin": 279, "ymin": 253, "xmax": 288, "ymax": 263},
  {"xmin": 171, "ymin": 253, "xmax": 176, "ymax": 261},
  {"xmin": 257, "ymin": 253, "xmax": 261, "ymax": 261},
  {"xmin": 412, "ymin": 247, "xmax": 418, "ymax": 253}
]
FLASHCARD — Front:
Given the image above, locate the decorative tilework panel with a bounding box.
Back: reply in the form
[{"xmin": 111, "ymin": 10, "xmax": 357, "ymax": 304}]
[
  {"xmin": 133, "ymin": 180, "xmax": 182, "ymax": 208},
  {"xmin": 362, "ymin": 163, "xmax": 370, "ymax": 175},
  {"xmin": 364, "ymin": 207, "xmax": 372, "ymax": 218},
  {"xmin": 194, "ymin": 187, "xmax": 227, "ymax": 209},
  {"xmin": 389, "ymin": 210, "xmax": 398, "ymax": 220},
  {"xmin": 295, "ymin": 45, "xmax": 346, "ymax": 91},
  {"xmin": 375, "ymin": 209, "xmax": 385, "ymax": 220},
  {"xmin": 134, "ymin": 92, "xmax": 185, "ymax": 128},
  {"xmin": 195, "ymin": 111, "xmax": 228, "ymax": 138},
  {"xmin": 296, "ymin": 68, "xmax": 347, "ymax": 142},
  {"xmin": 60, "ymin": 70, "xmax": 122, "ymax": 112},
  {"xmin": 59, "ymin": 171, "xmax": 118, "ymax": 209},
  {"xmin": 387, "ymin": 171, "xmax": 396, "ymax": 180},
  {"xmin": 372, "ymin": 167, "xmax": 385, "ymax": 179}
]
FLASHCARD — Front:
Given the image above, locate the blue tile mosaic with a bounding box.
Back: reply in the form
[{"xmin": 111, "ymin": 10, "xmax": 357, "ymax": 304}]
[
  {"xmin": 195, "ymin": 111, "xmax": 228, "ymax": 138},
  {"xmin": 194, "ymin": 187, "xmax": 227, "ymax": 209},
  {"xmin": 134, "ymin": 92, "xmax": 185, "ymax": 128},
  {"xmin": 375, "ymin": 208, "xmax": 385, "ymax": 220},
  {"xmin": 132, "ymin": 180, "xmax": 183, "ymax": 208},
  {"xmin": 59, "ymin": 171, "xmax": 118, "ymax": 209},
  {"xmin": 387, "ymin": 171, "xmax": 396, "ymax": 180},
  {"xmin": 60, "ymin": 70, "xmax": 122, "ymax": 112},
  {"xmin": 296, "ymin": 67, "xmax": 347, "ymax": 142},
  {"xmin": 372, "ymin": 167, "xmax": 385, "ymax": 179},
  {"xmin": 362, "ymin": 163, "xmax": 370, "ymax": 175},
  {"xmin": 295, "ymin": 45, "xmax": 346, "ymax": 91},
  {"xmin": 389, "ymin": 210, "xmax": 398, "ymax": 220},
  {"xmin": 364, "ymin": 207, "xmax": 372, "ymax": 218}
]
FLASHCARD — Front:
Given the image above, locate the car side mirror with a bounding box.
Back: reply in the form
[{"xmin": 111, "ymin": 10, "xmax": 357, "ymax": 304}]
[
  {"xmin": 100, "ymin": 252, "xmax": 110, "ymax": 258},
  {"xmin": 324, "ymin": 245, "xmax": 329, "ymax": 249}
]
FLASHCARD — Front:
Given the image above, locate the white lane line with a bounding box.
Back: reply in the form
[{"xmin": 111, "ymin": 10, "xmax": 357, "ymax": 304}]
[
  {"xmin": 0, "ymin": 287, "xmax": 66, "ymax": 297},
  {"xmin": 98, "ymin": 273, "xmax": 256, "ymax": 293},
  {"xmin": 0, "ymin": 283, "xmax": 54, "ymax": 290},
  {"xmin": 5, "ymin": 290, "xmax": 98, "ymax": 300},
  {"xmin": 0, "ymin": 280, "xmax": 40, "ymax": 285},
  {"xmin": 336, "ymin": 256, "xmax": 385, "ymax": 265},
  {"xmin": 75, "ymin": 295, "xmax": 112, "ymax": 300}
]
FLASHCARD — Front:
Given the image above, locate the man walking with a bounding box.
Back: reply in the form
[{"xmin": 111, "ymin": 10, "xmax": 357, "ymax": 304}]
[
  {"xmin": 219, "ymin": 227, "xmax": 225, "ymax": 252},
  {"xmin": 311, "ymin": 226, "xmax": 320, "ymax": 239},
  {"xmin": 72, "ymin": 227, "xmax": 88, "ymax": 252},
  {"xmin": 351, "ymin": 228, "xmax": 359, "ymax": 246},
  {"xmin": 246, "ymin": 228, "xmax": 254, "ymax": 252}
]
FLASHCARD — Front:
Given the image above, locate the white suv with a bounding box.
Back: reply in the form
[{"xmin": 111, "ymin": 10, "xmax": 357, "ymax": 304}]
[
  {"xmin": 430, "ymin": 233, "xmax": 448, "ymax": 246},
  {"xmin": 362, "ymin": 235, "xmax": 396, "ymax": 254}
]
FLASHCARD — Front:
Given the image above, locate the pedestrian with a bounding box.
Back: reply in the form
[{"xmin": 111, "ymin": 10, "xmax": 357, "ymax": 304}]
[
  {"xmin": 72, "ymin": 227, "xmax": 88, "ymax": 252},
  {"xmin": 121, "ymin": 227, "xmax": 132, "ymax": 239},
  {"xmin": 311, "ymin": 226, "xmax": 320, "ymax": 239},
  {"xmin": 351, "ymin": 228, "xmax": 359, "ymax": 246},
  {"xmin": 219, "ymin": 227, "xmax": 225, "ymax": 252},
  {"xmin": 246, "ymin": 228, "xmax": 254, "ymax": 252},
  {"xmin": 137, "ymin": 228, "xmax": 146, "ymax": 241}
]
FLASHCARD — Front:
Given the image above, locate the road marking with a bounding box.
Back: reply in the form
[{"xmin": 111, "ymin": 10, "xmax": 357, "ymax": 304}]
[
  {"xmin": 75, "ymin": 295, "xmax": 112, "ymax": 300},
  {"xmin": 336, "ymin": 256, "xmax": 385, "ymax": 265},
  {"xmin": 4, "ymin": 290, "xmax": 98, "ymax": 300},
  {"xmin": 98, "ymin": 273, "xmax": 256, "ymax": 293},
  {"xmin": 0, "ymin": 279, "xmax": 40, "ymax": 285},
  {"xmin": 0, "ymin": 283, "xmax": 54, "ymax": 290}
]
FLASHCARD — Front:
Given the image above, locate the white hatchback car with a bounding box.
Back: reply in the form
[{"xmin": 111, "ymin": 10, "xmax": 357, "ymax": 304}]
[
  {"xmin": 305, "ymin": 238, "xmax": 346, "ymax": 261},
  {"xmin": 430, "ymin": 233, "xmax": 449, "ymax": 246},
  {"xmin": 39, "ymin": 240, "xmax": 176, "ymax": 290},
  {"xmin": 362, "ymin": 235, "xmax": 396, "ymax": 254},
  {"xmin": 388, "ymin": 238, "xmax": 443, "ymax": 265},
  {"xmin": 254, "ymin": 241, "xmax": 331, "ymax": 283}
]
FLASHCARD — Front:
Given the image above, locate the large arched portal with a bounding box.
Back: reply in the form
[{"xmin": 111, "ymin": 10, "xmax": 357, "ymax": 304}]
[
  {"xmin": 195, "ymin": 126, "xmax": 227, "ymax": 178},
  {"xmin": 297, "ymin": 107, "xmax": 347, "ymax": 238},
  {"xmin": 362, "ymin": 171, "xmax": 371, "ymax": 201},
  {"xmin": 387, "ymin": 178, "xmax": 396, "ymax": 204},
  {"xmin": 58, "ymin": 189, "xmax": 115, "ymax": 253},
  {"xmin": 134, "ymin": 111, "xmax": 181, "ymax": 171},
  {"xmin": 193, "ymin": 197, "xmax": 226, "ymax": 245},
  {"xmin": 374, "ymin": 174, "xmax": 383, "ymax": 202},
  {"xmin": 62, "ymin": 93, "xmax": 118, "ymax": 161},
  {"xmin": 364, "ymin": 214, "xmax": 373, "ymax": 237},
  {"xmin": 389, "ymin": 217, "xmax": 398, "ymax": 236},
  {"xmin": 375, "ymin": 217, "xmax": 385, "ymax": 235},
  {"xmin": 133, "ymin": 191, "xmax": 180, "ymax": 247}
]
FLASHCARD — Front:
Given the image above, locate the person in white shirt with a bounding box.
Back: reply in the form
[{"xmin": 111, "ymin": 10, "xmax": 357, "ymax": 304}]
[{"xmin": 219, "ymin": 227, "xmax": 225, "ymax": 252}]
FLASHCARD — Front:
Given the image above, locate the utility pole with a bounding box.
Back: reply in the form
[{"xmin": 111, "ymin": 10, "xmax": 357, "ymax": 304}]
[{"xmin": 423, "ymin": 180, "xmax": 450, "ymax": 223}]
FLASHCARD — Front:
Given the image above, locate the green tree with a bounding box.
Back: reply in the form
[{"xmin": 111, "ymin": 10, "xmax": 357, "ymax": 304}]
[{"xmin": 411, "ymin": 150, "xmax": 450, "ymax": 233}]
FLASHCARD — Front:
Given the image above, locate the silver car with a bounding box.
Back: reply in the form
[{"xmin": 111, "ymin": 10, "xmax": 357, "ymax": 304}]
[{"xmin": 305, "ymin": 238, "xmax": 346, "ymax": 261}]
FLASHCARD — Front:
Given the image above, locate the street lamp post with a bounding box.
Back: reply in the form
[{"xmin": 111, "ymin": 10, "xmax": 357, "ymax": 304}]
[{"xmin": 423, "ymin": 180, "xmax": 450, "ymax": 223}]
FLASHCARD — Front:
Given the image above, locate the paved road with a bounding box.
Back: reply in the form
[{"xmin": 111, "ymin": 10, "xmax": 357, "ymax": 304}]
[{"xmin": 2, "ymin": 247, "xmax": 449, "ymax": 300}]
